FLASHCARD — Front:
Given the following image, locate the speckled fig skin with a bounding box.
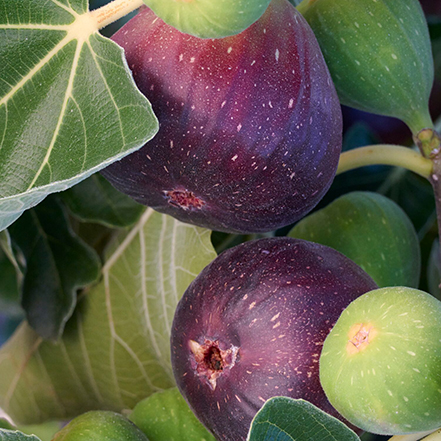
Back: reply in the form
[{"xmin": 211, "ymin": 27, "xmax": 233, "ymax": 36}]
[
  {"xmin": 170, "ymin": 238, "xmax": 377, "ymax": 441},
  {"xmin": 102, "ymin": 0, "xmax": 342, "ymax": 234}
]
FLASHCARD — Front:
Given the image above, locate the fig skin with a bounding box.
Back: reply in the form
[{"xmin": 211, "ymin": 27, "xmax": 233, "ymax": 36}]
[
  {"xmin": 170, "ymin": 237, "xmax": 378, "ymax": 441},
  {"xmin": 102, "ymin": 0, "xmax": 342, "ymax": 234}
]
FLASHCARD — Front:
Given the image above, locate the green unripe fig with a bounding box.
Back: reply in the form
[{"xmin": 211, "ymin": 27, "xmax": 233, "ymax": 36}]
[
  {"xmin": 289, "ymin": 192, "xmax": 421, "ymax": 288},
  {"xmin": 320, "ymin": 287, "xmax": 441, "ymax": 435},
  {"xmin": 129, "ymin": 388, "xmax": 215, "ymax": 441},
  {"xmin": 51, "ymin": 411, "xmax": 149, "ymax": 441},
  {"xmin": 298, "ymin": 0, "xmax": 434, "ymax": 134},
  {"xmin": 142, "ymin": 0, "xmax": 271, "ymax": 38}
]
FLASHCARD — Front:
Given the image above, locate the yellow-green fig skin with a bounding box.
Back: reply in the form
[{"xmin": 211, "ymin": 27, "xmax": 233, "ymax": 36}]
[
  {"xmin": 51, "ymin": 411, "xmax": 150, "ymax": 441},
  {"xmin": 298, "ymin": 0, "xmax": 434, "ymax": 134},
  {"xmin": 142, "ymin": 0, "xmax": 271, "ymax": 38},
  {"xmin": 129, "ymin": 388, "xmax": 216, "ymax": 441},
  {"xmin": 319, "ymin": 287, "xmax": 441, "ymax": 435}
]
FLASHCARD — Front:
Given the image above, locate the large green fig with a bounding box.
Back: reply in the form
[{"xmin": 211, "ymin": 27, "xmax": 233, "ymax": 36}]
[
  {"xmin": 320, "ymin": 287, "xmax": 441, "ymax": 435},
  {"xmin": 289, "ymin": 192, "xmax": 421, "ymax": 288},
  {"xmin": 298, "ymin": 0, "xmax": 434, "ymax": 134},
  {"xmin": 51, "ymin": 411, "xmax": 149, "ymax": 441},
  {"xmin": 142, "ymin": 0, "xmax": 271, "ymax": 38}
]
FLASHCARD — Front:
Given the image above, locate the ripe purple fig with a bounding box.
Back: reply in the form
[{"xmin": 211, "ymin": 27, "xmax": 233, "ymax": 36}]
[
  {"xmin": 102, "ymin": 0, "xmax": 342, "ymax": 234},
  {"xmin": 170, "ymin": 237, "xmax": 378, "ymax": 441}
]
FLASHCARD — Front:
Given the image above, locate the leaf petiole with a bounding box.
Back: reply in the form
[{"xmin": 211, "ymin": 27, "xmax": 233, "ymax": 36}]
[
  {"xmin": 388, "ymin": 429, "xmax": 440, "ymax": 441},
  {"xmin": 90, "ymin": 0, "xmax": 144, "ymax": 30},
  {"xmin": 336, "ymin": 145, "xmax": 433, "ymax": 179}
]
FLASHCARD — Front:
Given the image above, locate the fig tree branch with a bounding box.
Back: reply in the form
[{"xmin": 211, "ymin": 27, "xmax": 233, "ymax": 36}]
[
  {"xmin": 336, "ymin": 145, "xmax": 433, "ymax": 179},
  {"xmin": 90, "ymin": 0, "xmax": 144, "ymax": 30}
]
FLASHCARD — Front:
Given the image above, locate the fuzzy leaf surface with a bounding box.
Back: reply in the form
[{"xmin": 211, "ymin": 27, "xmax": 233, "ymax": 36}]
[
  {"xmin": 247, "ymin": 397, "xmax": 360, "ymax": 441},
  {"xmin": 0, "ymin": 0, "xmax": 158, "ymax": 231},
  {"xmin": 8, "ymin": 196, "xmax": 102, "ymax": 340}
]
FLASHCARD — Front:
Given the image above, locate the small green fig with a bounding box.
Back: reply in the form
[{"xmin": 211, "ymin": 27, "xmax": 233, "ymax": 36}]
[
  {"xmin": 320, "ymin": 287, "xmax": 441, "ymax": 435},
  {"xmin": 289, "ymin": 192, "xmax": 421, "ymax": 288},
  {"xmin": 298, "ymin": 0, "xmax": 434, "ymax": 134},
  {"xmin": 51, "ymin": 411, "xmax": 149, "ymax": 441},
  {"xmin": 129, "ymin": 388, "xmax": 215, "ymax": 441},
  {"xmin": 142, "ymin": 0, "xmax": 271, "ymax": 38}
]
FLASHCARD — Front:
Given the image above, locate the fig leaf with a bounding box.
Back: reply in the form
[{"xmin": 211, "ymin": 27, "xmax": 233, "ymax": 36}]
[
  {"xmin": 0, "ymin": 430, "xmax": 41, "ymax": 441},
  {"xmin": 8, "ymin": 196, "xmax": 102, "ymax": 341},
  {"xmin": 61, "ymin": 174, "xmax": 144, "ymax": 228},
  {"xmin": 289, "ymin": 192, "xmax": 421, "ymax": 288},
  {"xmin": 247, "ymin": 397, "xmax": 360, "ymax": 441},
  {"xmin": 0, "ymin": 0, "xmax": 158, "ymax": 232},
  {"xmin": 0, "ymin": 210, "xmax": 216, "ymax": 425}
]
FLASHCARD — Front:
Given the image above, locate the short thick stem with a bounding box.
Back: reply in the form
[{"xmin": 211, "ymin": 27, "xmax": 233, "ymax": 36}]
[
  {"xmin": 336, "ymin": 145, "xmax": 433, "ymax": 179},
  {"xmin": 90, "ymin": 0, "xmax": 144, "ymax": 29}
]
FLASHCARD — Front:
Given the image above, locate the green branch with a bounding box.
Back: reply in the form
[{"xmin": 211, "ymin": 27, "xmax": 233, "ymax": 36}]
[{"xmin": 337, "ymin": 145, "xmax": 433, "ymax": 179}]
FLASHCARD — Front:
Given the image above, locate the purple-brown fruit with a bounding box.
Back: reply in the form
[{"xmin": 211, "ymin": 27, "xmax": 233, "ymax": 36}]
[
  {"xmin": 170, "ymin": 237, "xmax": 377, "ymax": 441},
  {"xmin": 102, "ymin": 0, "xmax": 342, "ymax": 234}
]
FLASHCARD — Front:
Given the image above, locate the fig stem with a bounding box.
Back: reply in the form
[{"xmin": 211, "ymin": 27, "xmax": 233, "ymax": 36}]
[
  {"xmin": 89, "ymin": 0, "xmax": 144, "ymax": 30},
  {"xmin": 336, "ymin": 145, "xmax": 433, "ymax": 179},
  {"xmin": 420, "ymin": 429, "xmax": 441, "ymax": 440},
  {"xmin": 388, "ymin": 429, "xmax": 440, "ymax": 441}
]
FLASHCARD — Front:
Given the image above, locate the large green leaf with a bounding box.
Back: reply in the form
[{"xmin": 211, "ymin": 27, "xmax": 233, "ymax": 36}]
[
  {"xmin": 0, "ymin": 0, "xmax": 158, "ymax": 231},
  {"xmin": 247, "ymin": 397, "xmax": 360, "ymax": 441},
  {"xmin": 8, "ymin": 196, "xmax": 102, "ymax": 341},
  {"xmin": 0, "ymin": 210, "xmax": 216, "ymax": 425}
]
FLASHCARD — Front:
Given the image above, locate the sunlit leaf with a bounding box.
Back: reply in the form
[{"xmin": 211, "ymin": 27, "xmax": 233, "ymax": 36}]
[
  {"xmin": 247, "ymin": 397, "xmax": 360, "ymax": 441},
  {"xmin": 0, "ymin": 0, "xmax": 158, "ymax": 231},
  {"xmin": 8, "ymin": 196, "xmax": 102, "ymax": 341},
  {"xmin": 0, "ymin": 210, "xmax": 216, "ymax": 425}
]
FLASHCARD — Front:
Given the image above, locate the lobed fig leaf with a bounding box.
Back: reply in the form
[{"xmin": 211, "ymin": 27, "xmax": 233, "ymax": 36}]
[
  {"xmin": 142, "ymin": 0, "xmax": 271, "ymax": 38},
  {"xmin": 102, "ymin": 0, "xmax": 342, "ymax": 234},
  {"xmin": 320, "ymin": 286, "xmax": 441, "ymax": 435},
  {"xmin": 299, "ymin": 0, "xmax": 434, "ymax": 134},
  {"xmin": 171, "ymin": 237, "xmax": 377, "ymax": 441},
  {"xmin": 289, "ymin": 192, "xmax": 421, "ymax": 288}
]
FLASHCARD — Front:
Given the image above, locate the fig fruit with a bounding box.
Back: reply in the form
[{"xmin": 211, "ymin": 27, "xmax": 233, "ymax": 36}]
[
  {"xmin": 289, "ymin": 192, "xmax": 421, "ymax": 288},
  {"xmin": 142, "ymin": 0, "xmax": 271, "ymax": 38},
  {"xmin": 298, "ymin": 0, "xmax": 434, "ymax": 134},
  {"xmin": 170, "ymin": 237, "xmax": 378, "ymax": 441},
  {"xmin": 129, "ymin": 387, "xmax": 216, "ymax": 441},
  {"xmin": 51, "ymin": 411, "xmax": 149, "ymax": 441},
  {"xmin": 320, "ymin": 286, "xmax": 441, "ymax": 435},
  {"xmin": 102, "ymin": 0, "xmax": 342, "ymax": 234}
]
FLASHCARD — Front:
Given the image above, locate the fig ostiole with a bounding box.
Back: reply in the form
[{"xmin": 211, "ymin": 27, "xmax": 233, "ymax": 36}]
[
  {"xmin": 102, "ymin": 0, "xmax": 342, "ymax": 234},
  {"xmin": 170, "ymin": 237, "xmax": 378, "ymax": 441},
  {"xmin": 319, "ymin": 286, "xmax": 441, "ymax": 435}
]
